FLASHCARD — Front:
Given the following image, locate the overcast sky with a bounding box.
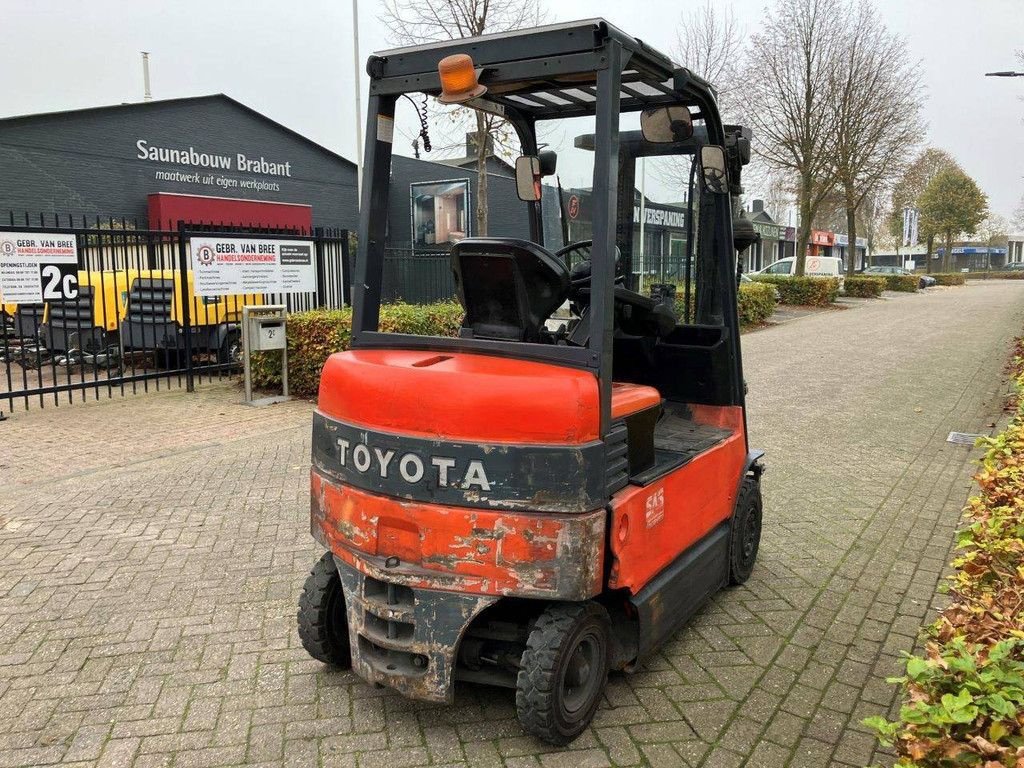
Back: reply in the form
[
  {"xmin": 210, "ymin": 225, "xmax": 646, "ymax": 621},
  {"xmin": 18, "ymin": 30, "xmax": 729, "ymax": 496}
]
[{"xmin": 3, "ymin": 0, "xmax": 1022, "ymax": 223}]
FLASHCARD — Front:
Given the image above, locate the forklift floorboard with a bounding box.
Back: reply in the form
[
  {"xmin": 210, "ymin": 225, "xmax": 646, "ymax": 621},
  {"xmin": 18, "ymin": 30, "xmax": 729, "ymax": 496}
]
[{"xmin": 629, "ymin": 410, "xmax": 733, "ymax": 486}]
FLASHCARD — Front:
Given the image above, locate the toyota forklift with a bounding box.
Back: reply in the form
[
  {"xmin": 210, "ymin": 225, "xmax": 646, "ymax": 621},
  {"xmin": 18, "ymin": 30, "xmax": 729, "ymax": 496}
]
[{"xmin": 299, "ymin": 19, "xmax": 764, "ymax": 744}]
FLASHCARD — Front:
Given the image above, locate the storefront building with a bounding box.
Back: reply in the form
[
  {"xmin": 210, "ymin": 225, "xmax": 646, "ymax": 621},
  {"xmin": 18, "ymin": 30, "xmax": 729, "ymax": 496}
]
[
  {"xmin": 562, "ymin": 188, "xmax": 689, "ymax": 283},
  {"xmin": 833, "ymin": 233, "xmax": 867, "ymax": 271},
  {"xmin": 936, "ymin": 245, "xmax": 1009, "ymax": 271},
  {"xmin": 745, "ymin": 201, "xmax": 784, "ymax": 272},
  {"xmin": 0, "ymin": 95, "xmax": 359, "ymax": 230},
  {"xmin": 1009, "ymin": 236, "xmax": 1024, "ymax": 265}
]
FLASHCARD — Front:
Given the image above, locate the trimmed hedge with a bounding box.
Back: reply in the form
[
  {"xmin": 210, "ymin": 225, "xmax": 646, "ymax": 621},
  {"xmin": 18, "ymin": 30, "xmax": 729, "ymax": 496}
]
[
  {"xmin": 843, "ymin": 276, "xmax": 886, "ymax": 298},
  {"xmin": 964, "ymin": 271, "xmax": 1024, "ymax": 281},
  {"xmin": 751, "ymin": 275, "xmax": 840, "ymax": 306},
  {"xmin": 250, "ymin": 301, "xmax": 464, "ymax": 397},
  {"xmin": 736, "ymin": 281, "xmax": 777, "ymax": 325},
  {"xmin": 932, "ymin": 272, "xmax": 967, "ymax": 286},
  {"xmin": 865, "ymin": 336, "xmax": 1024, "ymax": 766},
  {"xmin": 883, "ymin": 274, "xmax": 919, "ymax": 292}
]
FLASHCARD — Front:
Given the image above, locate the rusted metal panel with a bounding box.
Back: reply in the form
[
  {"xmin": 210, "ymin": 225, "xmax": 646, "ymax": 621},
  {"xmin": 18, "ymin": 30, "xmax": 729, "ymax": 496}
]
[
  {"xmin": 312, "ymin": 470, "xmax": 605, "ymax": 600},
  {"xmin": 333, "ymin": 557, "xmax": 496, "ymax": 703}
]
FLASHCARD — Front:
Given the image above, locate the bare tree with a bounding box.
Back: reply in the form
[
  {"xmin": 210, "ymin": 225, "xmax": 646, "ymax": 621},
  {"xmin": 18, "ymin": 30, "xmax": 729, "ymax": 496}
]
[
  {"xmin": 830, "ymin": 0, "xmax": 924, "ymax": 276},
  {"xmin": 655, "ymin": 3, "xmax": 746, "ymax": 197},
  {"xmin": 674, "ymin": 2, "xmax": 745, "ymax": 121},
  {"xmin": 744, "ymin": 0, "xmax": 845, "ymax": 276},
  {"xmin": 1013, "ymin": 194, "xmax": 1024, "ymax": 232},
  {"xmin": 380, "ymin": 0, "xmax": 545, "ymax": 236}
]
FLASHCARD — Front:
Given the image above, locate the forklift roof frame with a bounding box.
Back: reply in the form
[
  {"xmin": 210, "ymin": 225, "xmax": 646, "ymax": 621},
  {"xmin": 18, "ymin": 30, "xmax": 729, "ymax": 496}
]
[{"xmin": 350, "ymin": 19, "xmax": 742, "ymax": 437}]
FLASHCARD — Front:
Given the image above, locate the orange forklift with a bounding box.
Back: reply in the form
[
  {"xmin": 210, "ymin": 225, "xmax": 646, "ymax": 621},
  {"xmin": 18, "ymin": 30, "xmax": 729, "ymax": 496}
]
[{"xmin": 300, "ymin": 19, "xmax": 764, "ymax": 744}]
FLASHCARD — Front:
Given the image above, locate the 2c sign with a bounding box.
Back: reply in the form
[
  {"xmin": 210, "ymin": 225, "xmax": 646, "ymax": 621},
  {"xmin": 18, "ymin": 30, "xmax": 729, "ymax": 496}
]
[{"xmin": 41, "ymin": 264, "xmax": 79, "ymax": 300}]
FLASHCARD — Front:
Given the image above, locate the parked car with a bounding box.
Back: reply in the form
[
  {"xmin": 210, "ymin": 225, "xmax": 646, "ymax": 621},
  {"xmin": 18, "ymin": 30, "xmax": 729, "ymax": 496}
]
[
  {"xmin": 862, "ymin": 265, "xmax": 935, "ymax": 289},
  {"xmin": 1004, "ymin": 262, "xmax": 1024, "ymax": 272},
  {"xmin": 753, "ymin": 256, "xmax": 845, "ymax": 290}
]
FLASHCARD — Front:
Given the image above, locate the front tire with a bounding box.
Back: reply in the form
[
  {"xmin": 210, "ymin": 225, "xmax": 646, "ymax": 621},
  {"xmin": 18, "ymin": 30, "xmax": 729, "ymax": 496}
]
[
  {"xmin": 297, "ymin": 552, "xmax": 352, "ymax": 668},
  {"xmin": 729, "ymin": 477, "xmax": 763, "ymax": 585},
  {"xmin": 515, "ymin": 602, "xmax": 610, "ymax": 745}
]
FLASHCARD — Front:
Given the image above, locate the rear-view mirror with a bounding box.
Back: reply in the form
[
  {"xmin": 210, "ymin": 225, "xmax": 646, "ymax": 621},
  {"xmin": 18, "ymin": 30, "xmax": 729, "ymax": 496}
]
[
  {"xmin": 515, "ymin": 155, "xmax": 542, "ymax": 202},
  {"xmin": 640, "ymin": 106, "xmax": 693, "ymax": 143},
  {"xmin": 700, "ymin": 146, "xmax": 728, "ymax": 194}
]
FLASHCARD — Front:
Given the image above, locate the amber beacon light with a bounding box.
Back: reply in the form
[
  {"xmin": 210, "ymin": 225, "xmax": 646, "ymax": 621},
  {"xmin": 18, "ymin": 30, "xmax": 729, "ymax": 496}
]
[{"xmin": 437, "ymin": 54, "xmax": 487, "ymax": 103}]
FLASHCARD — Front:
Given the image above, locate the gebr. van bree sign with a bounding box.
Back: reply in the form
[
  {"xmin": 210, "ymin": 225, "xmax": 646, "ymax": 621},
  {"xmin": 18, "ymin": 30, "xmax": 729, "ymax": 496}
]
[
  {"xmin": 0, "ymin": 231, "xmax": 79, "ymax": 303},
  {"xmin": 189, "ymin": 237, "xmax": 316, "ymax": 297}
]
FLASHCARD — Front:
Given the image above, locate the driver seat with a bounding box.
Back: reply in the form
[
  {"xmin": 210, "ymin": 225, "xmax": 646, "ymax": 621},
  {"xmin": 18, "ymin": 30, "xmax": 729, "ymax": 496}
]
[{"xmin": 451, "ymin": 238, "xmax": 569, "ymax": 342}]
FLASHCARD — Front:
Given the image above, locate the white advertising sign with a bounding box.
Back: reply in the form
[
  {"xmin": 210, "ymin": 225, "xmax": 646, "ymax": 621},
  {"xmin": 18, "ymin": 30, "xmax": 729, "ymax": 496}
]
[
  {"xmin": 189, "ymin": 237, "xmax": 316, "ymax": 297},
  {"xmin": 0, "ymin": 231, "xmax": 79, "ymax": 303}
]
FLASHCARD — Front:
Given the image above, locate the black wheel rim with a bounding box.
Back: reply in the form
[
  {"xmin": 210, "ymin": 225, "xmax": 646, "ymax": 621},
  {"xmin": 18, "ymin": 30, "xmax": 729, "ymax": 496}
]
[
  {"xmin": 742, "ymin": 509, "xmax": 760, "ymax": 562},
  {"xmin": 559, "ymin": 631, "xmax": 602, "ymax": 716}
]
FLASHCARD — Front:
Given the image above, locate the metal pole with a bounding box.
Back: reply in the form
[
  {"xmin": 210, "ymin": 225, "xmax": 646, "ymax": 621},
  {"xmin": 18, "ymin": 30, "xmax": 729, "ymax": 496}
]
[
  {"xmin": 352, "ymin": 0, "xmax": 363, "ymax": 195},
  {"xmin": 176, "ymin": 222, "xmax": 195, "ymax": 393},
  {"xmin": 242, "ymin": 306, "xmax": 252, "ymax": 403},
  {"xmin": 638, "ymin": 157, "xmax": 646, "ymax": 293}
]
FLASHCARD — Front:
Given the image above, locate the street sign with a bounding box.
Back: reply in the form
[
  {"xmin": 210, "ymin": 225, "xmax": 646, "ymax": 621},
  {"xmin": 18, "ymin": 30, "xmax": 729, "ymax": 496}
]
[
  {"xmin": 0, "ymin": 231, "xmax": 79, "ymax": 303},
  {"xmin": 189, "ymin": 236, "xmax": 316, "ymax": 297}
]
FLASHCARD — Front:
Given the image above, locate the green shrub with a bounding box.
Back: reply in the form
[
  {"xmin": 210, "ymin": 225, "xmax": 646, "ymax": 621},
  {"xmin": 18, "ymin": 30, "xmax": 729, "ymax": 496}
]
[
  {"xmin": 931, "ymin": 272, "xmax": 967, "ymax": 286},
  {"xmin": 883, "ymin": 274, "xmax": 919, "ymax": 292},
  {"xmin": 250, "ymin": 301, "xmax": 464, "ymax": 397},
  {"xmin": 669, "ymin": 281, "xmax": 777, "ymax": 326},
  {"xmin": 736, "ymin": 281, "xmax": 777, "ymax": 325},
  {"xmin": 843, "ymin": 275, "xmax": 886, "ymax": 298},
  {"xmin": 751, "ymin": 275, "xmax": 840, "ymax": 306}
]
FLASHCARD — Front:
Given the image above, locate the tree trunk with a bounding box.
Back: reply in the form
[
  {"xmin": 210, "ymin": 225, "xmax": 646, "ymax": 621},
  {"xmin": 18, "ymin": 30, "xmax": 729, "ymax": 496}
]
[
  {"xmin": 474, "ymin": 113, "xmax": 488, "ymax": 237},
  {"xmin": 925, "ymin": 234, "xmax": 933, "ymax": 274},
  {"xmin": 944, "ymin": 232, "xmax": 953, "ymax": 273},
  {"xmin": 795, "ymin": 173, "xmax": 812, "ymax": 276},
  {"xmin": 845, "ymin": 187, "xmax": 857, "ymax": 277}
]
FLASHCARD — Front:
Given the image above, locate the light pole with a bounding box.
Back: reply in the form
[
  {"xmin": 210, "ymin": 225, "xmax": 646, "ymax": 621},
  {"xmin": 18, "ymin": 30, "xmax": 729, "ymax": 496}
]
[{"xmin": 352, "ymin": 0, "xmax": 363, "ymax": 196}]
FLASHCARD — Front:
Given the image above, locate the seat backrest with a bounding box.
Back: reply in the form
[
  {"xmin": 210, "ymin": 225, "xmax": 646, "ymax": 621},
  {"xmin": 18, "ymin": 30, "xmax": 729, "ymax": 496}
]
[{"xmin": 451, "ymin": 238, "xmax": 569, "ymax": 342}]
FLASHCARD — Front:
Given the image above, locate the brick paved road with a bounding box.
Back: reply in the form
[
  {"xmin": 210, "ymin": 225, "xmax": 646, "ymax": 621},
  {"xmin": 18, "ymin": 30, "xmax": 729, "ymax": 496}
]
[{"xmin": 2, "ymin": 282, "xmax": 1023, "ymax": 768}]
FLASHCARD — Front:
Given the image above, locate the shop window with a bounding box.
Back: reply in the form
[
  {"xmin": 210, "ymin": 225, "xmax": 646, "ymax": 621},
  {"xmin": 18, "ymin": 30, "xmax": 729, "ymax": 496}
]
[{"xmin": 410, "ymin": 180, "xmax": 470, "ymax": 252}]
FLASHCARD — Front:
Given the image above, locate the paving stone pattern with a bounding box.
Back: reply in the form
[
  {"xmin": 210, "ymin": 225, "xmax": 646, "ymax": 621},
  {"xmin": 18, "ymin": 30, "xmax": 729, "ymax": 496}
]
[{"xmin": 2, "ymin": 282, "xmax": 1024, "ymax": 768}]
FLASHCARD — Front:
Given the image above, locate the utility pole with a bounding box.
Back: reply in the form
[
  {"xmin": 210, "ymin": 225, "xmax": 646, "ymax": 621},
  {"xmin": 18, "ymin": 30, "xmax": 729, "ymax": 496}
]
[{"xmin": 352, "ymin": 0, "xmax": 363, "ymax": 196}]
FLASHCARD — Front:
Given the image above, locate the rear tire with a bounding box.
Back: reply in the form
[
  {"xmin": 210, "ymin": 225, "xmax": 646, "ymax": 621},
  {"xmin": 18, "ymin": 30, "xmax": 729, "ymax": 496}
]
[
  {"xmin": 297, "ymin": 552, "xmax": 352, "ymax": 668},
  {"xmin": 729, "ymin": 477, "xmax": 762, "ymax": 585},
  {"xmin": 217, "ymin": 329, "xmax": 241, "ymax": 365},
  {"xmin": 515, "ymin": 602, "xmax": 610, "ymax": 745}
]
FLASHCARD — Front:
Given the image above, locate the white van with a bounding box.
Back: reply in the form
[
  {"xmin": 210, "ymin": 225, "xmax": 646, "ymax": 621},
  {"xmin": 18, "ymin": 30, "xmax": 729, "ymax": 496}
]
[{"xmin": 755, "ymin": 256, "xmax": 844, "ymax": 284}]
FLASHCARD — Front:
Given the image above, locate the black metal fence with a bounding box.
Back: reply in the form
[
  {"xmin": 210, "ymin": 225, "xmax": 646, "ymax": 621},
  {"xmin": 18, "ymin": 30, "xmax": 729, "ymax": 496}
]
[
  {"xmin": 382, "ymin": 249, "xmax": 457, "ymax": 304},
  {"xmin": 1, "ymin": 214, "xmax": 349, "ymax": 414}
]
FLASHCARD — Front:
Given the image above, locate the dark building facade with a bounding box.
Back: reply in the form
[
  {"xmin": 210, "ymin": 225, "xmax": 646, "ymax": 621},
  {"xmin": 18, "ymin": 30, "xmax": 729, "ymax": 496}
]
[
  {"xmin": 387, "ymin": 155, "xmax": 562, "ymax": 252},
  {"xmin": 0, "ymin": 94, "xmax": 358, "ymax": 229}
]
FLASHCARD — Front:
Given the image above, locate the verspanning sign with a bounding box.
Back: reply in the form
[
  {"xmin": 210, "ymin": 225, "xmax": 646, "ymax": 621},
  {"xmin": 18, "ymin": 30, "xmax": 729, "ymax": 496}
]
[{"xmin": 189, "ymin": 237, "xmax": 316, "ymax": 297}]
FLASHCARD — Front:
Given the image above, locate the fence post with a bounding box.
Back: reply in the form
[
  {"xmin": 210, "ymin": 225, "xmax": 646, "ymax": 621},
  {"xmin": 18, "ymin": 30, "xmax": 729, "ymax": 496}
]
[
  {"xmin": 176, "ymin": 221, "xmax": 195, "ymax": 392},
  {"xmin": 341, "ymin": 231, "xmax": 352, "ymax": 306},
  {"xmin": 314, "ymin": 227, "xmax": 326, "ymax": 308}
]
